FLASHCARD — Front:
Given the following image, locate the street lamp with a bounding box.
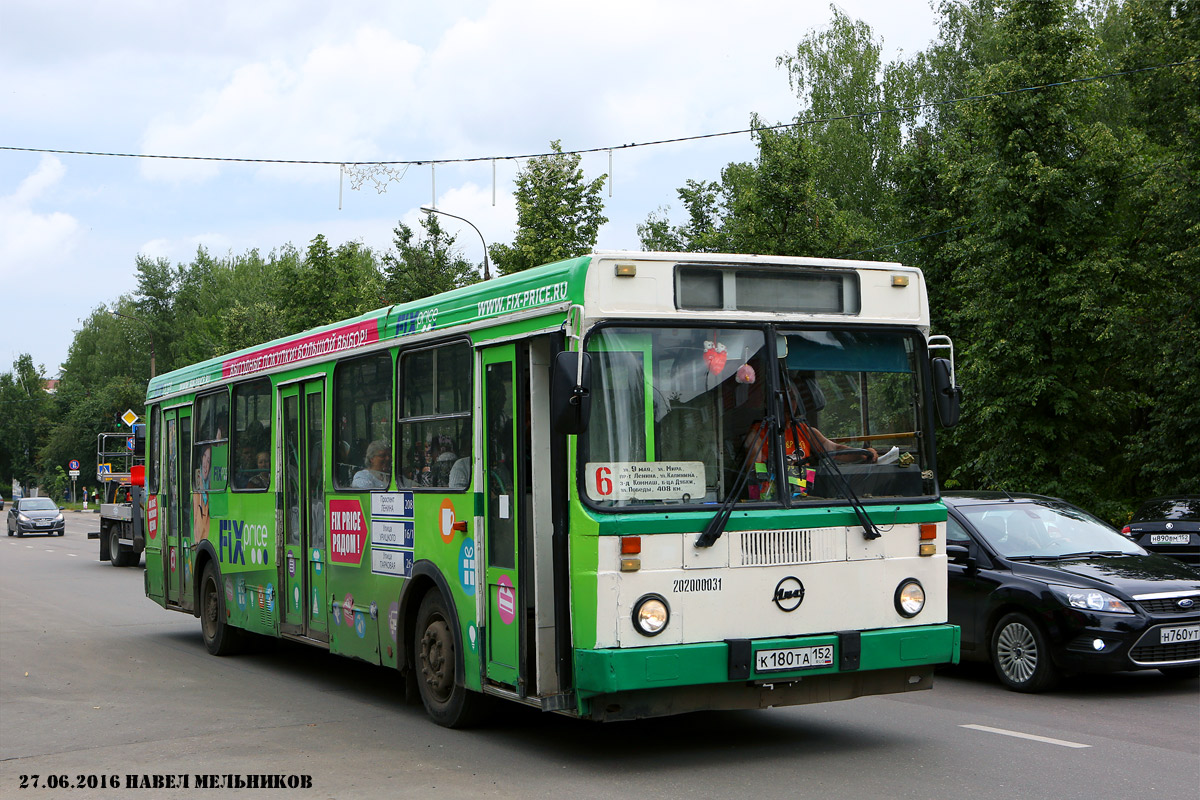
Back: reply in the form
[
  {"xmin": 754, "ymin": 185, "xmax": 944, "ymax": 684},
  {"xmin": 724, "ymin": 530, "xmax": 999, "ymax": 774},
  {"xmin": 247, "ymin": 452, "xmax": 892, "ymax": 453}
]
[
  {"xmin": 111, "ymin": 309, "xmax": 157, "ymax": 378},
  {"xmin": 419, "ymin": 206, "xmax": 491, "ymax": 280}
]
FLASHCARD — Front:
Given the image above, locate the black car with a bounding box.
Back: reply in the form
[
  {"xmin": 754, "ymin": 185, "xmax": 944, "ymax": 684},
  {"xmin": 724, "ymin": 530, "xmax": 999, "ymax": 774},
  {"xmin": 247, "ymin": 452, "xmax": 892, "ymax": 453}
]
[
  {"xmin": 944, "ymin": 491, "xmax": 1200, "ymax": 691},
  {"xmin": 1122, "ymin": 496, "xmax": 1199, "ymax": 564},
  {"xmin": 6, "ymin": 497, "xmax": 66, "ymax": 537}
]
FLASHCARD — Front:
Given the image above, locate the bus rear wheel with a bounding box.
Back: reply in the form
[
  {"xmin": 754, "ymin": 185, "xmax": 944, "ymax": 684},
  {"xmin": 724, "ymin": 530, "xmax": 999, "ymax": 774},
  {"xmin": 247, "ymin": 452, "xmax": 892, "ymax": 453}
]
[
  {"xmin": 200, "ymin": 563, "xmax": 244, "ymax": 656},
  {"xmin": 414, "ymin": 591, "xmax": 487, "ymax": 728}
]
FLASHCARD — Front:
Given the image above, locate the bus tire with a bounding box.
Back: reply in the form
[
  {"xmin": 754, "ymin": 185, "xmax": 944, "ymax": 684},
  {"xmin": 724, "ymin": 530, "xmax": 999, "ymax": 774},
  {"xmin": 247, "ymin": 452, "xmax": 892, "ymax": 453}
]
[
  {"xmin": 414, "ymin": 591, "xmax": 487, "ymax": 728},
  {"xmin": 200, "ymin": 563, "xmax": 244, "ymax": 656}
]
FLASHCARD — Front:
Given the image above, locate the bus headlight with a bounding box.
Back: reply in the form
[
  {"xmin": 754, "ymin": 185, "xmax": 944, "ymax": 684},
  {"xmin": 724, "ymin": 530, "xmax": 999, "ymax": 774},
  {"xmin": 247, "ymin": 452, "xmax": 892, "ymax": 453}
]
[
  {"xmin": 894, "ymin": 579, "xmax": 925, "ymax": 618},
  {"xmin": 632, "ymin": 594, "xmax": 670, "ymax": 636}
]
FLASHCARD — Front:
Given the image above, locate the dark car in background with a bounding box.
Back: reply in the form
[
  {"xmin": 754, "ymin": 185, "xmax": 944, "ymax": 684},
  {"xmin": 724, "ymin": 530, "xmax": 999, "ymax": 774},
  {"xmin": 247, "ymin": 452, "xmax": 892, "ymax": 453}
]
[
  {"xmin": 944, "ymin": 491, "xmax": 1200, "ymax": 692},
  {"xmin": 1122, "ymin": 497, "xmax": 1199, "ymax": 565},
  {"xmin": 6, "ymin": 497, "xmax": 66, "ymax": 537}
]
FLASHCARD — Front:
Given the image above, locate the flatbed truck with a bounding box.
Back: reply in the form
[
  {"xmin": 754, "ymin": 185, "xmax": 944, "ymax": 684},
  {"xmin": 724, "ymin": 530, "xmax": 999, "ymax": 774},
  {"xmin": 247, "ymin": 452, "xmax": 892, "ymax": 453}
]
[{"xmin": 88, "ymin": 430, "xmax": 145, "ymax": 567}]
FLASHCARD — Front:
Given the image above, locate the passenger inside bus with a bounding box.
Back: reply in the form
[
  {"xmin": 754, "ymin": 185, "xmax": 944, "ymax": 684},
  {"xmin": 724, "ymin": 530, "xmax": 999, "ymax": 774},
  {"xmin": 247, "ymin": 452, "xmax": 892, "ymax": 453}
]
[
  {"xmin": 247, "ymin": 451, "xmax": 270, "ymax": 489},
  {"xmin": 352, "ymin": 440, "xmax": 391, "ymax": 489}
]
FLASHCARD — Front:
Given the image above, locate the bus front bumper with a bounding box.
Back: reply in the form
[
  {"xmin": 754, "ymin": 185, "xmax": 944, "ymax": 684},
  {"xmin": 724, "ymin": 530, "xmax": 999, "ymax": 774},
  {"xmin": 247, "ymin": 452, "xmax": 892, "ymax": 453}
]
[{"xmin": 573, "ymin": 624, "xmax": 960, "ymax": 698}]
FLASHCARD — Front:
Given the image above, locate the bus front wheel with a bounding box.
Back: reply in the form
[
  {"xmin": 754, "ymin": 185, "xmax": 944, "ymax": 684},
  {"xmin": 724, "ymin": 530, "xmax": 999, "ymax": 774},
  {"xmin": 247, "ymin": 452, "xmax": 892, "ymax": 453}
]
[
  {"xmin": 414, "ymin": 591, "xmax": 487, "ymax": 728},
  {"xmin": 200, "ymin": 563, "xmax": 244, "ymax": 656}
]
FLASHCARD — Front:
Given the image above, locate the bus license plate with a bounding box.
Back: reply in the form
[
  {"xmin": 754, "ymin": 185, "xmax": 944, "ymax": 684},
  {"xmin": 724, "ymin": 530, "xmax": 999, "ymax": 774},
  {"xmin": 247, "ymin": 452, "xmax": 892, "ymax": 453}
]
[
  {"xmin": 1160, "ymin": 625, "xmax": 1200, "ymax": 645},
  {"xmin": 1150, "ymin": 534, "xmax": 1190, "ymax": 545},
  {"xmin": 755, "ymin": 645, "xmax": 834, "ymax": 673}
]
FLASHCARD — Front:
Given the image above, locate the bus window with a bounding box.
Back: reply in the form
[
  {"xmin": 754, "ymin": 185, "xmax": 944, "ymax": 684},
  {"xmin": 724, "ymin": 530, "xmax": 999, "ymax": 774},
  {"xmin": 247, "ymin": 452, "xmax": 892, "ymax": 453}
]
[
  {"xmin": 193, "ymin": 390, "xmax": 229, "ymax": 493},
  {"xmin": 232, "ymin": 378, "xmax": 272, "ymax": 491},
  {"xmin": 586, "ymin": 327, "xmax": 767, "ymax": 507},
  {"xmin": 334, "ymin": 352, "xmax": 393, "ymax": 490},
  {"xmin": 148, "ymin": 405, "xmax": 160, "ymax": 494},
  {"xmin": 400, "ymin": 342, "xmax": 473, "ymax": 491}
]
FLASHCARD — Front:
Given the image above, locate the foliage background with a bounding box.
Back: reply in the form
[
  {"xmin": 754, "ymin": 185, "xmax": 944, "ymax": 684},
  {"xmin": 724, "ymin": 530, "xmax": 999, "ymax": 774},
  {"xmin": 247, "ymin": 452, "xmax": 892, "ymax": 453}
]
[{"xmin": 2, "ymin": 0, "xmax": 1195, "ymax": 524}]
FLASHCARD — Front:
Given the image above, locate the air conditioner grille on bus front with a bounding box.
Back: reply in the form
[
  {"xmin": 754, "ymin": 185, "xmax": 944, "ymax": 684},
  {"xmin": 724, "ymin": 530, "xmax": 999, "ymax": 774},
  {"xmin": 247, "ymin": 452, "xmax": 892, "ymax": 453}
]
[{"xmin": 735, "ymin": 529, "xmax": 845, "ymax": 567}]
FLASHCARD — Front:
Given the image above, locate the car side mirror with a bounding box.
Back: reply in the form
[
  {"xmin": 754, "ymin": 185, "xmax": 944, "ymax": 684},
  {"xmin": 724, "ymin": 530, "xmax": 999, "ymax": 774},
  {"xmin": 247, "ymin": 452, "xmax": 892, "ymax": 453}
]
[
  {"xmin": 932, "ymin": 358, "xmax": 961, "ymax": 428},
  {"xmin": 550, "ymin": 350, "xmax": 592, "ymax": 435},
  {"xmin": 946, "ymin": 544, "xmax": 972, "ymax": 565}
]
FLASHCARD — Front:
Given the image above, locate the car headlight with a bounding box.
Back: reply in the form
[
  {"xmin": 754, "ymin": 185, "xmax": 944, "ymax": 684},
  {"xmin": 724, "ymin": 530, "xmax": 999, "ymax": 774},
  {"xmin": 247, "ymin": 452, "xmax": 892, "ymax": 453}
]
[
  {"xmin": 1048, "ymin": 584, "xmax": 1133, "ymax": 614},
  {"xmin": 894, "ymin": 579, "xmax": 926, "ymax": 618},
  {"xmin": 631, "ymin": 594, "xmax": 670, "ymax": 636},
  {"xmin": 18, "ymin": 513, "xmax": 31, "ymax": 523},
  {"xmin": 54, "ymin": 513, "xmax": 64, "ymax": 522}
]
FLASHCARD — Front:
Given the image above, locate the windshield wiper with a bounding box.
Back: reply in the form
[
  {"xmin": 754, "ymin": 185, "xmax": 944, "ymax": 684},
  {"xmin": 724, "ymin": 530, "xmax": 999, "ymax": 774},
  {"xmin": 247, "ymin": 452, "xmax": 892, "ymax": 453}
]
[
  {"xmin": 695, "ymin": 420, "xmax": 768, "ymax": 548},
  {"xmin": 1054, "ymin": 551, "xmax": 1127, "ymax": 559}
]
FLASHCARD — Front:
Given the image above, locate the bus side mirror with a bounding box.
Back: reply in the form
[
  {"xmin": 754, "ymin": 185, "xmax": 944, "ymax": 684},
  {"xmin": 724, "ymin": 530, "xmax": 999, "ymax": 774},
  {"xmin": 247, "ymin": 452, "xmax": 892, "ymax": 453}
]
[
  {"xmin": 932, "ymin": 358, "xmax": 961, "ymax": 428},
  {"xmin": 133, "ymin": 423, "xmax": 146, "ymax": 456},
  {"xmin": 551, "ymin": 350, "xmax": 592, "ymax": 435}
]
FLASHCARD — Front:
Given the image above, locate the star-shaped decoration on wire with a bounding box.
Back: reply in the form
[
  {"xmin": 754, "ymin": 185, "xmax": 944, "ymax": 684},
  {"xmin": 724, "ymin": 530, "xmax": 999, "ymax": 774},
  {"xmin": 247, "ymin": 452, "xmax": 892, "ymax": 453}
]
[{"xmin": 342, "ymin": 163, "xmax": 410, "ymax": 193}]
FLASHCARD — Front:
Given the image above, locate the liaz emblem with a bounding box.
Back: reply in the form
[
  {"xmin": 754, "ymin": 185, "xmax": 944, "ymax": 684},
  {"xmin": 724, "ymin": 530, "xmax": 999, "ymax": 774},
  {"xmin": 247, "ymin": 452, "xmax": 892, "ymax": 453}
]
[{"xmin": 773, "ymin": 576, "xmax": 805, "ymax": 612}]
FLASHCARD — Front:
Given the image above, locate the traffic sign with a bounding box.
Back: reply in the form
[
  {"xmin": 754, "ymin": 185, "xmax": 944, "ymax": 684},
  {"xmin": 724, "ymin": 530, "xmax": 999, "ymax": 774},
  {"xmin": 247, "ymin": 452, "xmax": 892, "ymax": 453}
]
[
  {"xmin": 127, "ymin": 436, "xmax": 135, "ymax": 451},
  {"xmin": 69, "ymin": 470, "xmax": 80, "ymax": 478},
  {"xmin": 122, "ymin": 409, "xmax": 140, "ymax": 428},
  {"xmin": 68, "ymin": 459, "xmax": 81, "ymax": 470}
]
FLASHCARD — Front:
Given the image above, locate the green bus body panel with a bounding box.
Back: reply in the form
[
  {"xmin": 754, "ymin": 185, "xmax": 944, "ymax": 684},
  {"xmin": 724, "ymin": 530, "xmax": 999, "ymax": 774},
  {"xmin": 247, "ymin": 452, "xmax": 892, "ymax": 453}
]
[
  {"xmin": 572, "ymin": 624, "xmax": 960, "ymax": 698},
  {"xmin": 146, "ymin": 257, "xmax": 591, "ymax": 401}
]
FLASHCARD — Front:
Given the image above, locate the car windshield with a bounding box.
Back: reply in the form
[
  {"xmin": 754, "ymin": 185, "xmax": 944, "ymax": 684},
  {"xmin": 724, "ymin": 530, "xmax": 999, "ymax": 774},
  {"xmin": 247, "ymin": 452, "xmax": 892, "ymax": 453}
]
[
  {"xmin": 960, "ymin": 502, "xmax": 1144, "ymax": 559},
  {"xmin": 583, "ymin": 325, "xmax": 932, "ymax": 508},
  {"xmin": 19, "ymin": 498, "xmax": 58, "ymax": 511},
  {"xmin": 1133, "ymin": 498, "xmax": 1200, "ymax": 522}
]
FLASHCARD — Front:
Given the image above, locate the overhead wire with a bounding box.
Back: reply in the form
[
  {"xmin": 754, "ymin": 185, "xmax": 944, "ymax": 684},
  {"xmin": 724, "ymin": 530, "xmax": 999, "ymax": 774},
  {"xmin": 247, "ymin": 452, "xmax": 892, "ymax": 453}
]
[{"xmin": 1, "ymin": 58, "xmax": 1195, "ymax": 168}]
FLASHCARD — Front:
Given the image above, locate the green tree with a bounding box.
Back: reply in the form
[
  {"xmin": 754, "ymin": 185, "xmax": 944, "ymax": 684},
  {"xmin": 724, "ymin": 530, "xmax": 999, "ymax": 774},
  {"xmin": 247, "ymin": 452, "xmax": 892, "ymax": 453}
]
[
  {"xmin": 489, "ymin": 140, "xmax": 608, "ymax": 274},
  {"xmin": 906, "ymin": 0, "xmax": 1138, "ymax": 516},
  {"xmin": 278, "ymin": 236, "xmax": 384, "ymax": 333},
  {"xmin": 642, "ymin": 7, "xmax": 917, "ymax": 259},
  {"xmin": 0, "ymin": 355, "xmax": 53, "ymax": 492},
  {"xmin": 637, "ymin": 180, "xmax": 723, "ymax": 252},
  {"xmin": 382, "ymin": 214, "xmax": 479, "ymax": 303}
]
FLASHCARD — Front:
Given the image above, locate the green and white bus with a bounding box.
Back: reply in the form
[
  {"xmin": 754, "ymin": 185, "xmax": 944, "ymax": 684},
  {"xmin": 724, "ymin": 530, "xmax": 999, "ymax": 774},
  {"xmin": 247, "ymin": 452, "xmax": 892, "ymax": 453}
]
[{"xmin": 142, "ymin": 251, "xmax": 962, "ymax": 725}]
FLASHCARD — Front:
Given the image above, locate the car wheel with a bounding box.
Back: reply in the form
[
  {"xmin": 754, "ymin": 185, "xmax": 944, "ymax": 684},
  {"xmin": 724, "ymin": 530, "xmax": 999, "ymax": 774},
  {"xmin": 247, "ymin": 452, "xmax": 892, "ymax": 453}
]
[
  {"xmin": 1158, "ymin": 665, "xmax": 1200, "ymax": 681},
  {"xmin": 414, "ymin": 591, "xmax": 488, "ymax": 728},
  {"xmin": 200, "ymin": 563, "xmax": 244, "ymax": 656},
  {"xmin": 991, "ymin": 612, "xmax": 1059, "ymax": 692}
]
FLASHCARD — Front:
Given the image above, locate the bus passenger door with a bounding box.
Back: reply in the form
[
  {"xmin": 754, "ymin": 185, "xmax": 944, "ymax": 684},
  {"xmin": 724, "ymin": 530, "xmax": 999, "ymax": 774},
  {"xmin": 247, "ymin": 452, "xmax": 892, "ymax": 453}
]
[
  {"xmin": 164, "ymin": 406, "xmax": 193, "ymax": 610},
  {"xmin": 279, "ymin": 380, "xmax": 328, "ymax": 640},
  {"xmin": 481, "ymin": 345, "xmax": 524, "ymax": 690}
]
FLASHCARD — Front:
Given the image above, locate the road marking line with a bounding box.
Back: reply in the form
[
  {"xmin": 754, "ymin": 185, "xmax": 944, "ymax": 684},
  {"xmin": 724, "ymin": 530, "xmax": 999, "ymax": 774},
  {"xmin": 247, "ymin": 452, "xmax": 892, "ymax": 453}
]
[
  {"xmin": 961, "ymin": 724, "xmax": 1090, "ymax": 748},
  {"xmin": 68, "ymin": 553, "xmax": 77, "ymax": 557}
]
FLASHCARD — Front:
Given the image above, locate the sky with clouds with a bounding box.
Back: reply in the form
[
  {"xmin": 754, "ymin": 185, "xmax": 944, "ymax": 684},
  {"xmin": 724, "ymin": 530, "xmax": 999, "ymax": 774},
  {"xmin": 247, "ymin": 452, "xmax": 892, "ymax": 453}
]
[{"xmin": 1, "ymin": 1, "xmax": 939, "ymax": 377}]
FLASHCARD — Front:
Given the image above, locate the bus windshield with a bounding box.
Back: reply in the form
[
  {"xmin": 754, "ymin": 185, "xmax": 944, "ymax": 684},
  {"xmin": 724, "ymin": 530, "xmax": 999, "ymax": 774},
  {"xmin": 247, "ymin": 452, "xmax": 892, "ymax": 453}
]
[{"xmin": 584, "ymin": 326, "xmax": 932, "ymax": 509}]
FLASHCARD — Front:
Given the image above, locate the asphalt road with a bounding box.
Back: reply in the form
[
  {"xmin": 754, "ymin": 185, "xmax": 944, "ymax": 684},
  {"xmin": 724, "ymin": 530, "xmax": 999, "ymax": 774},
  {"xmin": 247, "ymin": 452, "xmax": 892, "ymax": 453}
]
[{"xmin": 2, "ymin": 513, "xmax": 1197, "ymax": 799}]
